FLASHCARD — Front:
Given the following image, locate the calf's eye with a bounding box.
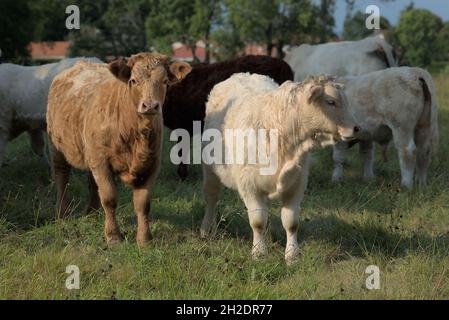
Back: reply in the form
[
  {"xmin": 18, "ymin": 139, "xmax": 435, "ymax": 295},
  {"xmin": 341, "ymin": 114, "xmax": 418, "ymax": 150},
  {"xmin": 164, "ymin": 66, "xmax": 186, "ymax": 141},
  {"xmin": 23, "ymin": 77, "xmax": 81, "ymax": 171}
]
[
  {"xmin": 129, "ymin": 79, "xmax": 137, "ymax": 86},
  {"xmin": 326, "ymin": 100, "xmax": 336, "ymax": 107}
]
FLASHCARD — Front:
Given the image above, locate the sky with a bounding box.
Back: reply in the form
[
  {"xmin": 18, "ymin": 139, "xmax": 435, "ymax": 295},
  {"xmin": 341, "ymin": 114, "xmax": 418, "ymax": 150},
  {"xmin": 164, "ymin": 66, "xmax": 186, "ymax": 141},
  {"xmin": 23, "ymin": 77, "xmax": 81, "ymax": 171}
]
[{"xmin": 333, "ymin": 0, "xmax": 449, "ymax": 34}]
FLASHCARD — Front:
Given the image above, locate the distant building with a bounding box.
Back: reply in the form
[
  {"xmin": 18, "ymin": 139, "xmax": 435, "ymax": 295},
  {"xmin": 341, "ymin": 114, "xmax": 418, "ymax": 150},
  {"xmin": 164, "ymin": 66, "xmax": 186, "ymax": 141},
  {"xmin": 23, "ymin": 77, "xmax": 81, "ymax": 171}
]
[
  {"xmin": 29, "ymin": 41, "xmax": 69, "ymax": 61},
  {"xmin": 242, "ymin": 44, "xmax": 285, "ymax": 57},
  {"xmin": 28, "ymin": 40, "xmax": 208, "ymax": 62},
  {"xmin": 244, "ymin": 44, "xmax": 266, "ymax": 56},
  {"xmin": 27, "ymin": 39, "xmax": 290, "ymax": 63},
  {"xmin": 172, "ymin": 41, "xmax": 206, "ymax": 62}
]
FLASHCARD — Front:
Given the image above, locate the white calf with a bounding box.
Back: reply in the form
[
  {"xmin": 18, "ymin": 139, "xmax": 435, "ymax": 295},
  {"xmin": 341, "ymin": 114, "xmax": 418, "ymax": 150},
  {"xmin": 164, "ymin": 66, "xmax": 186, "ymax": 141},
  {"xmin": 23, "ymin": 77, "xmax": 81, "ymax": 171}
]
[
  {"xmin": 201, "ymin": 73, "xmax": 358, "ymax": 264},
  {"xmin": 332, "ymin": 67, "xmax": 438, "ymax": 188}
]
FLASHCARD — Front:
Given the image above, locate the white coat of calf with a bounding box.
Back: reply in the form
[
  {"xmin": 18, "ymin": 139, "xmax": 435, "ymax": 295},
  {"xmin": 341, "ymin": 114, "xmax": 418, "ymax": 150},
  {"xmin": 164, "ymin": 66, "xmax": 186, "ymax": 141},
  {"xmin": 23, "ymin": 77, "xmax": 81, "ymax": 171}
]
[
  {"xmin": 285, "ymin": 36, "xmax": 396, "ymax": 81},
  {"xmin": 201, "ymin": 73, "xmax": 358, "ymax": 264},
  {"xmin": 0, "ymin": 57, "xmax": 102, "ymax": 167},
  {"xmin": 332, "ymin": 67, "xmax": 439, "ymax": 188}
]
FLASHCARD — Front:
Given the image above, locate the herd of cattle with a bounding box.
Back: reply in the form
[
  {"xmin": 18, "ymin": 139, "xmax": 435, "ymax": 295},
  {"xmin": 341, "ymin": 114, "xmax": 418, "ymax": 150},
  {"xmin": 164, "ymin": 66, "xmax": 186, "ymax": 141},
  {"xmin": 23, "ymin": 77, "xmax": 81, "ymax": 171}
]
[{"xmin": 0, "ymin": 35, "xmax": 439, "ymax": 264}]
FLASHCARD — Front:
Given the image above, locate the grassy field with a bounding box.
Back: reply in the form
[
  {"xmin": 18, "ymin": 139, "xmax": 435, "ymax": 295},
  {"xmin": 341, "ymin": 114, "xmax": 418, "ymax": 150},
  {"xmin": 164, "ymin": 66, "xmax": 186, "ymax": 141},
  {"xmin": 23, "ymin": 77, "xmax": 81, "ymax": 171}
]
[{"xmin": 1, "ymin": 73, "xmax": 448, "ymax": 300}]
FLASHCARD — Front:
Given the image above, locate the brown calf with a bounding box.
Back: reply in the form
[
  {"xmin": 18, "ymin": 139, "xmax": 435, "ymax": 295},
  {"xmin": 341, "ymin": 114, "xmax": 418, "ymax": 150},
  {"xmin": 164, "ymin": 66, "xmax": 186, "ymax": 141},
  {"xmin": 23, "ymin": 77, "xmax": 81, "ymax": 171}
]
[{"xmin": 46, "ymin": 53, "xmax": 191, "ymax": 246}]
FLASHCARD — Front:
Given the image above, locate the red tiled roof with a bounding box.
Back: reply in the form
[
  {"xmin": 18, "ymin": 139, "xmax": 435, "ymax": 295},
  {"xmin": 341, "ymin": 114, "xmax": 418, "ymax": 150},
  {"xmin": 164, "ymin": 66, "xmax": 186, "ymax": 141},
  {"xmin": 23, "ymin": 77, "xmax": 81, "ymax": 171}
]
[
  {"xmin": 29, "ymin": 41, "xmax": 69, "ymax": 60},
  {"xmin": 244, "ymin": 44, "xmax": 266, "ymax": 55},
  {"xmin": 173, "ymin": 45, "xmax": 205, "ymax": 61}
]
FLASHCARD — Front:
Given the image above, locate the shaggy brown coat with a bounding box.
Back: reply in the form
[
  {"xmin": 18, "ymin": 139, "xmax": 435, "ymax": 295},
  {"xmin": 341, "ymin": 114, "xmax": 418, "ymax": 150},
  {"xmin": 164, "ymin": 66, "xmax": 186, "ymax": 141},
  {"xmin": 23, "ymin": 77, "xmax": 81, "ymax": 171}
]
[{"xmin": 47, "ymin": 52, "xmax": 191, "ymax": 246}]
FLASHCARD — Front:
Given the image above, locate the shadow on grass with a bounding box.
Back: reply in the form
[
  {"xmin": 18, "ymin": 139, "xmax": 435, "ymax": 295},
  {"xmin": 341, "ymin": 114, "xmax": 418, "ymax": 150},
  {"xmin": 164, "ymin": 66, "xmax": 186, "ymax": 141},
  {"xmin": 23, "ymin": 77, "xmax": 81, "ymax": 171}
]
[
  {"xmin": 2, "ymin": 100, "xmax": 448, "ymax": 258},
  {"xmin": 298, "ymin": 214, "xmax": 449, "ymax": 260}
]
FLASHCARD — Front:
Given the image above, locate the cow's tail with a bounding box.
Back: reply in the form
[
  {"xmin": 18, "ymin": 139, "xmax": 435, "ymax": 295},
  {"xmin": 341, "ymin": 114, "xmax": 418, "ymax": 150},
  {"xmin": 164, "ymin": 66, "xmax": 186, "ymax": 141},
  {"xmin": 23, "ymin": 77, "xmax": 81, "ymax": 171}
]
[{"xmin": 416, "ymin": 69, "xmax": 439, "ymax": 155}]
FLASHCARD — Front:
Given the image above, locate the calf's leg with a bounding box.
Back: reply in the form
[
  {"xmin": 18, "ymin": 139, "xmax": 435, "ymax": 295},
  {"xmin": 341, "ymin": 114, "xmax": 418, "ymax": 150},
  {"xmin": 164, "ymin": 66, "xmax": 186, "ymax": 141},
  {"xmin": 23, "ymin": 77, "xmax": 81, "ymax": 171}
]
[
  {"xmin": 332, "ymin": 141, "xmax": 348, "ymax": 182},
  {"xmin": 177, "ymin": 136, "xmax": 188, "ymax": 180},
  {"xmin": 281, "ymin": 163, "xmax": 309, "ymax": 265},
  {"xmin": 0, "ymin": 130, "xmax": 8, "ymax": 167},
  {"xmin": 415, "ymin": 130, "xmax": 432, "ymax": 187},
  {"xmin": 359, "ymin": 140, "xmax": 375, "ymax": 181},
  {"xmin": 28, "ymin": 129, "xmax": 50, "ymax": 178},
  {"xmin": 239, "ymin": 188, "xmax": 268, "ymax": 259},
  {"xmin": 28, "ymin": 129, "xmax": 45, "ymax": 158},
  {"xmin": 91, "ymin": 167, "xmax": 123, "ymax": 244},
  {"xmin": 0, "ymin": 114, "xmax": 12, "ymax": 167},
  {"xmin": 132, "ymin": 175, "xmax": 158, "ymax": 247},
  {"xmin": 380, "ymin": 141, "xmax": 390, "ymax": 162},
  {"xmin": 177, "ymin": 163, "xmax": 188, "ymax": 181},
  {"xmin": 200, "ymin": 166, "xmax": 223, "ymax": 238},
  {"xmin": 392, "ymin": 129, "xmax": 416, "ymax": 189},
  {"xmin": 86, "ymin": 171, "xmax": 101, "ymax": 214},
  {"xmin": 50, "ymin": 144, "xmax": 72, "ymax": 218}
]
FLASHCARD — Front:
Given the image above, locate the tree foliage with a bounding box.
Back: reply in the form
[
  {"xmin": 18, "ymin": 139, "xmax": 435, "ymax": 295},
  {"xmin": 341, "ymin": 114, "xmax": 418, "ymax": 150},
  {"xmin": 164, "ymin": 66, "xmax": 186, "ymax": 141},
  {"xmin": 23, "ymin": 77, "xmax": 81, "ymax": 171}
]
[
  {"xmin": 68, "ymin": 0, "xmax": 151, "ymax": 58},
  {"xmin": 343, "ymin": 10, "xmax": 391, "ymax": 41},
  {"xmin": 222, "ymin": 0, "xmax": 318, "ymax": 58},
  {"xmin": 145, "ymin": 0, "xmax": 221, "ymax": 62},
  {"xmin": 316, "ymin": 0, "xmax": 336, "ymax": 43},
  {"xmin": 0, "ymin": 0, "xmax": 38, "ymax": 62},
  {"xmin": 436, "ymin": 22, "xmax": 449, "ymax": 62},
  {"xmin": 396, "ymin": 8, "xmax": 443, "ymax": 67}
]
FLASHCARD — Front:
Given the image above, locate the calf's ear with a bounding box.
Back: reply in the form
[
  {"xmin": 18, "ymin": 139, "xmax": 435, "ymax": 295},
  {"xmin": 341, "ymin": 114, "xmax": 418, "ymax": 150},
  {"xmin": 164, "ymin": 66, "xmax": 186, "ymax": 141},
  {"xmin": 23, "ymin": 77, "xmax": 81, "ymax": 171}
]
[
  {"xmin": 168, "ymin": 61, "xmax": 192, "ymax": 84},
  {"xmin": 307, "ymin": 85, "xmax": 323, "ymax": 104},
  {"xmin": 109, "ymin": 58, "xmax": 131, "ymax": 83}
]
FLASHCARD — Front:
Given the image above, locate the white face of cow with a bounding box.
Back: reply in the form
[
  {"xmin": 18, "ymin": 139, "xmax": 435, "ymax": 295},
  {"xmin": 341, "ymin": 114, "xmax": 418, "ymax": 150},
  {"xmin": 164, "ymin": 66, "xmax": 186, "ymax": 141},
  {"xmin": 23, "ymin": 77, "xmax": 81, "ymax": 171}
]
[
  {"xmin": 108, "ymin": 53, "xmax": 191, "ymax": 116},
  {"xmin": 300, "ymin": 79, "xmax": 360, "ymax": 144}
]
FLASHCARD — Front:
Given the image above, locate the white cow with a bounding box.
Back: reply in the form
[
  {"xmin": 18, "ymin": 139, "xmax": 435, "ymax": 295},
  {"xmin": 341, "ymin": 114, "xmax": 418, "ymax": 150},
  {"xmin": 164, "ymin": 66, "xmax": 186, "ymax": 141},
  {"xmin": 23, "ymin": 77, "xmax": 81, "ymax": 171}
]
[
  {"xmin": 0, "ymin": 57, "xmax": 103, "ymax": 167},
  {"xmin": 200, "ymin": 73, "xmax": 358, "ymax": 264},
  {"xmin": 285, "ymin": 36, "xmax": 398, "ymax": 164},
  {"xmin": 285, "ymin": 36, "xmax": 397, "ymax": 81},
  {"xmin": 332, "ymin": 67, "xmax": 439, "ymax": 188}
]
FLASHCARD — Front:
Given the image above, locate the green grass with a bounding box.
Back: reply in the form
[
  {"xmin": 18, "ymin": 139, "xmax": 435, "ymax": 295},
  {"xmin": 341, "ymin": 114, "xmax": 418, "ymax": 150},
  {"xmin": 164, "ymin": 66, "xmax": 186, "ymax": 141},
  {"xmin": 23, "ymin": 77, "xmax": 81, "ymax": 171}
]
[{"xmin": 1, "ymin": 74, "xmax": 449, "ymax": 300}]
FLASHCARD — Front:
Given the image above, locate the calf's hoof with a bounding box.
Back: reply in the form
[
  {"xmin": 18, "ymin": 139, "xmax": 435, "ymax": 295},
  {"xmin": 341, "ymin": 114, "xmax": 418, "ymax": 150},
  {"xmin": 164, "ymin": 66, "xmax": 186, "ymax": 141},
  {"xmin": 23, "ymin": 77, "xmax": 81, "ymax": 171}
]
[
  {"xmin": 177, "ymin": 165, "xmax": 188, "ymax": 181},
  {"xmin": 56, "ymin": 206, "xmax": 71, "ymax": 219},
  {"xmin": 363, "ymin": 173, "xmax": 375, "ymax": 182},
  {"xmin": 331, "ymin": 174, "xmax": 342, "ymax": 183},
  {"xmin": 416, "ymin": 174, "xmax": 427, "ymax": 187},
  {"xmin": 105, "ymin": 232, "xmax": 124, "ymax": 246},
  {"xmin": 400, "ymin": 179, "xmax": 413, "ymax": 190},
  {"xmin": 85, "ymin": 204, "xmax": 101, "ymax": 215},
  {"xmin": 200, "ymin": 227, "xmax": 214, "ymax": 239},
  {"xmin": 200, "ymin": 229, "xmax": 208, "ymax": 239},
  {"xmin": 136, "ymin": 231, "xmax": 153, "ymax": 247},
  {"xmin": 251, "ymin": 243, "xmax": 268, "ymax": 260},
  {"xmin": 200, "ymin": 219, "xmax": 215, "ymax": 239},
  {"xmin": 285, "ymin": 247, "xmax": 300, "ymax": 266}
]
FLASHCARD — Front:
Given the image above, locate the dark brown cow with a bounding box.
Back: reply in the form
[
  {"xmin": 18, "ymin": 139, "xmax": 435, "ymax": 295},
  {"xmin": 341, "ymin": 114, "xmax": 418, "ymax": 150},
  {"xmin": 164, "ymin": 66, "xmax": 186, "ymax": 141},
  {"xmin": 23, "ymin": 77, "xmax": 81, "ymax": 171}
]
[
  {"xmin": 46, "ymin": 52, "xmax": 191, "ymax": 246},
  {"xmin": 162, "ymin": 55, "xmax": 294, "ymax": 179}
]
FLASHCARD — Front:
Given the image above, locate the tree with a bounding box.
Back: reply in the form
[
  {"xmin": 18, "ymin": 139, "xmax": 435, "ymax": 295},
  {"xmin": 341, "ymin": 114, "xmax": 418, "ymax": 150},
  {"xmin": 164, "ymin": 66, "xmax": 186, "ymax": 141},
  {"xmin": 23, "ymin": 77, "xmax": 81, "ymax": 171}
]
[
  {"xmin": 189, "ymin": 0, "xmax": 221, "ymax": 63},
  {"xmin": 223, "ymin": 0, "xmax": 318, "ymax": 58},
  {"xmin": 67, "ymin": 0, "xmax": 152, "ymax": 59},
  {"xmin": 68, "ymin": 26, "xmax": 108, "ymax": 58},
  {"xmin": 436, "ymin": 22, "xmax": 449, "ymax": 62},
  {"xmin": 210, "ymin": 23, "xmax": 243, "ymax": 61},
  {"xmin": 317, "ymin": 0, "xmax": 335, "ymax": 43},
  {"xmin": 396, "ymin": 8, "xmax": 443, "ymax": 67},
  {"xmin": 30, "ymin": 0, "xmax": 71, "ymax": 41},
  {"xmin": 343, "ymin": 10, "xmax": 391, "ymax": 41},
  {"xmin": 101, "ymin": 0, "xmax": 152, "ymax": 57},
  {"xmin": 146, "ymin": 0, "xmax": 221, "ymax": 62},
  {"xmin": 0, "ymin": 0, "xmax": 39, "ymax": 63}
]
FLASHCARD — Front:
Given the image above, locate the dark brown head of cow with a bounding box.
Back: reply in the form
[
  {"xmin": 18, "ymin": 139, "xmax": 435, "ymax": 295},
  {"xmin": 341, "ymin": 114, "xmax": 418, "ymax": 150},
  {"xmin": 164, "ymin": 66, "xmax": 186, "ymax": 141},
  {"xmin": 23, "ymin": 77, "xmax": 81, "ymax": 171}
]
[{"xmin": 109, "ymin": 52, "xmax": 191, "ymax": 115}]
